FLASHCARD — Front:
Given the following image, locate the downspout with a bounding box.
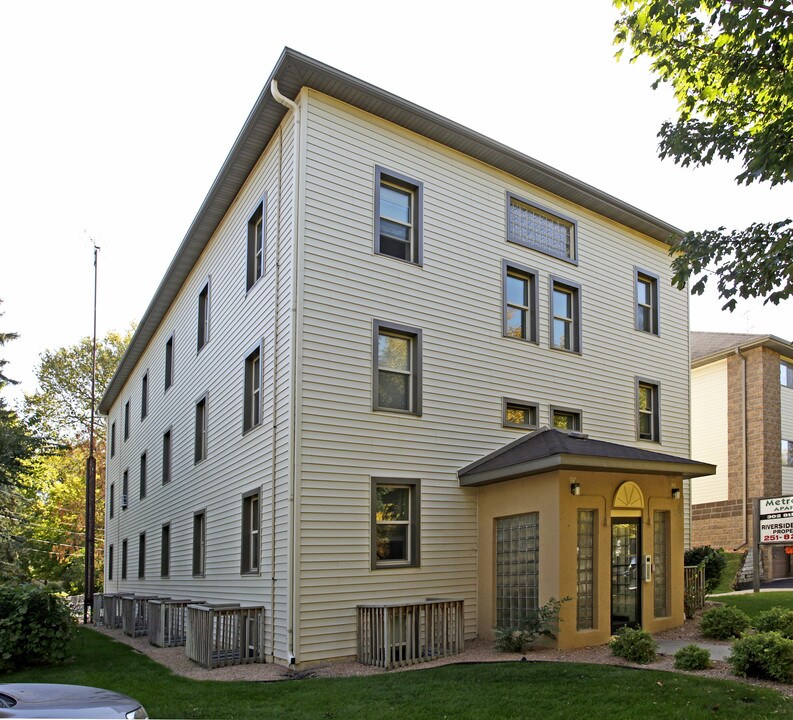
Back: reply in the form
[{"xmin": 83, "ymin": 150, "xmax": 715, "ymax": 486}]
[
  {"xmin": 737, "ymin": 348, "xmax": 748, "ymax": 549},
  {"xmin": 270, "ymin": 80, "xmax": 301, "ymax": 665}
]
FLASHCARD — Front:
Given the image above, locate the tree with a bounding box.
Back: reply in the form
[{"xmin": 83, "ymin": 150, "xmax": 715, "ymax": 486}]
[{"xmin": 613, "ymin": 0, "xmax": 793, "ymax": 309}]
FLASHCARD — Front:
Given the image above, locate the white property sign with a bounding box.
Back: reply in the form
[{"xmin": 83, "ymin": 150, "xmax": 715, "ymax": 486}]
[{"xmin": 759, "ymin": 495, "xmax": 793, "ymax": 544}]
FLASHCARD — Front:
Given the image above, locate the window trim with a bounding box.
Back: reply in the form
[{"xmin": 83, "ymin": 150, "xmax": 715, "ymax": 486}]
[
  {"xmin": 783, "ymin": 439, "xmax": 793, "ymax": 467},
  {"xmin": 549, "ymin": 276, "xmax": 582, "ymax": 354},
  {"xmin": 502, "ymin": 397, "xmax": 539, "ymax": 430},
  {"xmin": 162, "ymin": 427, "xmax": 173, "ymax": 485},
  {"xmin": 110, "ymin": 422, "xmax": 116, "ymax": 457},
  {"xmin": 371, "ymin": 478, "xmax": 421, "ymax": 570},
  {"xmin": 193, "ymin": 509, "xmax": 206, "ymax": 577},
  {"xmin": 243, "ymin": 342, "xmax": 263, "ymax": 434},
  {"xmin": 506, "ymin": 192, "xmax": 578, "ymax": 264},
  {"xmin": 194, "ymin": 394, "xmax": 208, "ymax": 464},
  {"xmin": 246, "ymin": 196, "xmax": 266, "ymax": 291},
  {"xmin": 241, "ymin": 490, "xmax": 261, "ymax": 575},
  {"xmin": 109, "ymin": 482, "xmax": 115, "ymax": 519},
  {"xmin": 108, "ymin": 544, "xmax": 113, "ymax": 581},
  {"xmin": 121, "ymin": 538, "xmax": 128, "ymax": 580},
  {"xmin": 550, "ymin": 405, "xmax": 583, "ymax": 432},
  {"xmin": 636, "ymin": 378, "xmax": 661, "ymax": 443},
  {"xmin": 502, "ymin": 259, "xmax": 539, "ymax": 344},
  {"xmin": 374, "ymin": 166, "xmax": 424, "ymax": 266},
  {"xmin": 782, "ymin": 360, "xmax": 793, "ymax": 389},
  {"xmin": 123, "ymin": 400, "xmax": 130, "ymax": 441},
  {"xmin": 141, "ymin": 371, "xmax": 149, "ymax": 420},
  {"xmin": 121, "ymin": 469, "xmax": 129, "ymax": 510},
  {"xmin": 137, "ymin": 532, "xmax": 146, "ymax": 580},
  {"xmin": 634, "ymin": 267, "xmax": 660, "ymax": 336},
  {"xmin": 164, "ymin": 333, "xmax": 175, "ymax": 391},
  {"xmin": 372, "ymin": 320, "xmax": 423, "ymax": 416},
  {"xmin": 139, "ymin": 451, "xmax": 147, "ymax": 499},
  {"xmin": 160, "ymin": 523, "xmax": 170, "ymax": 579},
  {"xmin": 197, "ymin": 277, "xmax": 211, "ymax": 353}
]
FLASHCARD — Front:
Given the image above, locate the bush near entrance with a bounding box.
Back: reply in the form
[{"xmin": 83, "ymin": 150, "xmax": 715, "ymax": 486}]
[
  {"xmin": 700, "ymin": 605, "xmax": 750, "ymax": 640},
  {"xmin": 684, "ymin": 546, "xmax": 727, "ymax": 594},
  {"xmin": 609, "ymin": 626, "xmax": 658, "ymax": 664},
  {"xmin": 729, "ymin": 632, "xmax": 793, "ymax": 683}
]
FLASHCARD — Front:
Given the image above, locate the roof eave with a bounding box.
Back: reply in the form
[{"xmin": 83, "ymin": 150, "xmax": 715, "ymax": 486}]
[{"xmin": 691, "ymin": 335, "xmax": 793, "ymax": 369}]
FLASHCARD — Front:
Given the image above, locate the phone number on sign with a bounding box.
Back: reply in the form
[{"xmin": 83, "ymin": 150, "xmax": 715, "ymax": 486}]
[{"xmin": 763, "ymin": 534, "xmax": 793, "ymax": 542}]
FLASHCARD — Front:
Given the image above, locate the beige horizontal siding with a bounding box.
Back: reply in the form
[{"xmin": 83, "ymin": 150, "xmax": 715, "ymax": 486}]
[
  {"xmin": 690, "ymin": 361, "xmax": 729, "ymax": 504},
  {"xmin": 782, "ymin": 385, "xmax": 793, "ymax": 495}
]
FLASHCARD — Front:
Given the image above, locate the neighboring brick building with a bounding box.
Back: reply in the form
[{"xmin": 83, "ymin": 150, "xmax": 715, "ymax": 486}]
[{"xmin": 690, "ymin": 332, "xmax": 793, "ymax": 580}]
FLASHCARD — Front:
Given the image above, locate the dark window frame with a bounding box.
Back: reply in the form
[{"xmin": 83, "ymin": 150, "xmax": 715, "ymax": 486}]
[
  {"xmin": 374, "ymin": 166, "xmax": 424, "ymax": 266},
  {"xmin": 162, "ymin": 428, "xmax": 172, "ymax": 485},
  {"xmin": 194, "ymin": 394, "xmax": 208, "ymax": 464},
  {"xmin": 164, "ymin": 334, "xmax": 175, "ymax": 390},
  {"xmin": 506, "ymin": 192, "xmax": 578, "ymax": 264},
  {"xmin": 124, "ymin": 400, "xmax": 130, "ymax": 441},
  {"xmin": 141, "ymin": 372, "xmax": 149, "ymax": 420},
  {"xmin": 246, "ymin": 197, "xmax": 266, "ymax": 291},
  {"xmin": 502, "ymin": 398, "xmax": 539, "ymax": 430},
  {"xmin": 121, "ymin": 538, "xmax": 128, "ymax": 580},
  {"xmin": 160, "ymin": 523, "xmax": 170, "ymax": 578},
  {"xmin": 121, "ymin": 469, "xmax": 129, "ymax": 510},
  {"xmin": 782, "ymin": 439, "xmax": 793, "ymax": 467},
  {"xmin": 371, "ymin": 478, "xmax": 421, "ymax": 571},
  {"xmin": 110, "ymin": 422, "xmax": 116, "ymax": 457},
  {"xmin": 550, "ymin": 405, "xmax": 583, "ymax": 432},
  {"xmin": 137, "ymin": 532, "xmax": 146, "ymax": 580},
  {"xmin": 549, "ymin": 276, "xmax": 582, "ymax": 354},
  {"xmin": 243, "ymin": 343, "xmax": 263, "ymax": 433},
  {"xmin": 372, "ymin": 319, "xmax": 423, "ymax": 416},
  {"xmin": 108, "ymin": 544, "xmax": 113, "ymax": 581},
  {"xmin": 241, "ymin": 490, "xmax": 261, "ymax": 575},
  {"xmin": 193, "ymin": 510, "xmax": 206, "ymax": 577},
  {"xmin": 109, "ymin": 482, "xmax": 115, "ymax": 519},
  {"xmin": 139, "ymin": 452, "xmax": 147, "ymax": 499},
  {"xmin": 502, "ymin": 259, "xmax": 539, "ymax": 344},
  {"xmin": 636, "ymin": 378, "xmax": 661, "ymax": 443},
  {"xmin": 634, "ymin": 267, "xmax": 660, "ymax": 336},
  {"xmin": 197, "ymin": 278, "xmax": 211, "ymax": 352}
]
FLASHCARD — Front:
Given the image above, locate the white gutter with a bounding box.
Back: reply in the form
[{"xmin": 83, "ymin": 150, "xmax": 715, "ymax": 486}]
[{"xmin": 270, "ymin": 80, "xmax": 302, "ymax": 665}]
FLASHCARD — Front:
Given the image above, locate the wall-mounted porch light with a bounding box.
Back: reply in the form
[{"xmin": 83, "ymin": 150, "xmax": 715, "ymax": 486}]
[
  {"xmin": 570, "ymin": 482, "xmax": 581, "ymax": 496},
  {"xmin": 671, "ymin": 487, "xmax": 681, "ymax": 499}
]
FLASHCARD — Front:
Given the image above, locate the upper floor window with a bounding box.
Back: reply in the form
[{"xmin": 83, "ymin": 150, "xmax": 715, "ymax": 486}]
[
  {"xmin": 121, "ymin": 470, "xmax": 129, "ymax": 510},
  {"xmin": 246, "ymin": 200, "xmax": 265, "ymax": 290},
  {"xmin": 195, "ymin": 396, "xmax": 208, "ymax": 463},
  {"xmin": 635, "ymin": 269, "xmax": 660, "ymax": 335},
  {"xmin": 137, "ymin": 532, "xmax": 146, "ymax": 580},
  {"xmin": 241, "ymin": 492, "xmax": 260, "ymax": 574},
  {"xmin": 139, "ymin": 452, "xmax": 147, "ymax": 499},
  {"xmin": 374, "ymin": 166, "xmax": 423, "ymax": 265},
  {"xmin": 121, "ymin": 539, "xmax": 128, "ymax": 580},
  {"xmin": 193, "ymin": 510, "xmax": 206, "ymax": 577},
  {"xmin": 141, "ymin": 372, "xmax": 149, "ymax": 420},
  {"xmin": 503, "ymin": 399, "xmax": 539, "ymax": 430},
  {"xmin": 160, "ymin": 524, "xmax": 170, "ymax": 578},
  {"xmin": 109, "ymin": 482, "xmax": 115, "ymax": 519},
  {"xmin": 197, "ymin": 281, "xmax": 210, "ymax": 351},
  {"xmin": 783, "ymin": 439, "xmax": 793, "ymax": 467},
  {"xmin": 507, "ymin": 193, "xmax": 577, "ymax": 263},
  {"xmin": 124, "ymin": 400, "xmax": 130, "ymax": 440},
  {"xmin": 782, "ymin": 360, "xmax": 793, "ymax": 389},
  {"xmin": 371, "ymin": 479, "xmax": 420, "ymax": 569},
  {"xmin": 243, "ymin": 346, "xmax": 262, "ymax": 433},
  {"xmin": 637, "ymin": 380, "xmax": 660, "ymax": 442},
  {"xmin": 551, "ymin": 278, "xmax": 582, "ymax": 353},
  {"xmin": 373, "ymin": 320, "xmax": 422, "ymax": 415},
  {"xmin": 110, "ymin": 422, "xmax": 116, "ymax": 457},
  {"xmin": 162, "ymin": 429, "xmax": 172, "ymax": 484},
  {"xmin": 108, "ymin": 544, "xmax": 113, "ymax": 581},
  {"xmin": 552, "ymin": 407, "xmax": 582, "ymax": 432},
  {"xmin": 164, "ymin": 335, "xmax": 174, "ymax": 390},
  {"xmin": 503, "ymin": 260, "xmax": 538, "ymax": 343}
]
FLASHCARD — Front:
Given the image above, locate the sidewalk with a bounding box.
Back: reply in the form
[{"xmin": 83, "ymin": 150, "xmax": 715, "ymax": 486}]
[{"xmin": 656, "ymin": 639, "xmax": 731, "ymax": 661}]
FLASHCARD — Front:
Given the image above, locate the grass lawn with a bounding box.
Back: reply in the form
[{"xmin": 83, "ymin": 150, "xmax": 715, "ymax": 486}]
[
  {"xmin": 715, "ymin": 591, "xmax": 793, "ymax": 620},
  {"xmin": 711, "ymin": 552, "xmax": 744, "ymax": 594},
  {"xmin": 4, "ymin": 629, "xmax": 793, "ymax": 719}
]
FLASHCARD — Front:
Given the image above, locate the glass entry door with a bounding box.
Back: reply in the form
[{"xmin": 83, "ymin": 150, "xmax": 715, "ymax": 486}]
[{"xmin": 611, "ymin": 519, "xmax": 640, "ymax": 632}]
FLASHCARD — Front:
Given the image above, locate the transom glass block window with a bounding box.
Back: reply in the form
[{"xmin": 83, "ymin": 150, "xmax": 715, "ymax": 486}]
[
  {"xmin": 507, "ymin": 194, "xmax": 576, "ymax": 262},
  {"xmin": 552, "ymin": 409, "xmax": 581, "ymax": 432},
  {"xmin": 783, "ymin": 439, "xmax": 793, "ymax": 467},
  {"xmin": 636, "ymin": 271, "xmax": 659, "ymax": 335},
  {"xmin": 503, "ymin": 261, "xmax": 538, "ymax": 342},
  {"xmin": 782, "ymin": 360, "xmax": 793, "ymax": 389},
  {"xmin": 495, "ymin": 513, "xmax": 539, "ymax": 628},
  {"xmin": 551, "ymin": 280, "xmax": 580, "ymax": 352},
  {"xmin": 577, "ymin": 510, "xmax": 595, "ymax": 631},
  {"xmin": 637, "ymin": 381, "xmax": 660, "ymax": 442},
  {"xmin": 503, "ymin": 400, "xmax": 538, "ymax": 429},
  {"xmin": 375, "ymin": 167, "xmax": 423, "ymax": 264},
  {"xmin": 654, "ymin": 511, "xmax": 670, "ymax": 617},
  {"xmin": 372, "ymin": 480, "xmax": 419, "ymax": 569},
  {"xmin": 373, "ymin": 321, "xmax": 422, "ymax": 415}
]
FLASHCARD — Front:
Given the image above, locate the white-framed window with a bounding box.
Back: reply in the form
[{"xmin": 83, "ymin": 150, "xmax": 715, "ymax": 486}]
[
  {"xmin": 507, "ymin": 193, "xmax": 577, "ymax": 263},
  {"xmin": 552, "ymin": 407, "xmax": 582, "ymax": 432},
  {"xmin": 503, "ymin": 260, "xmax": 538, "ymax": 343},
  {"xmin": 373, "ymin": 320, "xmax": 422, "ymax": 415},
  {"xmin": 243, "ymin": 345, "xmax": 262, "ymax": 432},
  {"xmin": 551, "ymin": 278, "xmax": 582, "ymax": 353},
  {"xmin": 375, "ymin": 166, "xmax": 423, "ymax": 265},
  {"xmin": 193, "ymin": 510, "xmax": 206, "ymax": 577},
  {"xmin": 241, "ymin": 491, "xmax": 260, "ymax": 574},
  {"xmin": 637, "ymin": 380, "xmax": 660, "ymax": 442},
  {"xmin": 195, "ymin": 396, "xmax": 208, "ymax": 463},
  {"xmin": 371, "ymin": 479, "xmax": 420, "ymax": 569},
  {"xmin": 246, "ymin": 199, "xmax": 265, "ymax": 290},
  {"xmin": 783, "ymin": 439, "xmax": 793, "ymax": 467},
  {"xmin": 635, "ymin": 268, "xmax": 659, "ymax": 335},
  {"xmin": 781, "ymin": 360, "xmax": 793, "ymax": 389},
  {"xmin": 503, "ymin": 398, "xmax": 539, "ymax": 430},
  {"xmin": 197, "ymin": 280, "xmax": 210, "ymax": 351}
]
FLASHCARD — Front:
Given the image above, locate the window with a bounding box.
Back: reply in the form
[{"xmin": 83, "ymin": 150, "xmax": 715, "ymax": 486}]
[
  {"xmin": 164, "ymin": 335, "xmax": 174, "ymax": 390},
  {"xmin": 550, "ymin": 278, "xmax": 581, "ymax": 352},
  {"xmin": 577, "ymin": 510, "xmax": 595, "ymax": 631},
  {"xmin": 552, "ymin": 407, "xmax": 582, "ymax": 431},
  {"xmin": 507, "ymin": 193, "xmax": 577, "ymax": 262},
  {"xmin": 244, "ymin": 345, "xmax": 262, "ymax": 432},
  {"xmin": 193, "ymin": 511, "xmax": 206, "ymax": 576},
  {"xmin": 654, "ymin": 511, "xmax": 670, "ymax": 617},
  {"xmin": 109, "ymin": 483, "xmax": 115, "ymax": 519},
  {"xmin": 137, "ymin": 532, "xmax": 146, "ymax": 579},
  {"xmin": 371, "ymin": 479, "xmax": 420, "ymax": 569},
  {"xmin": 141, "ymin": 372, "xmax": 149, "ymax": 420},
  {"xmin": 124, "ymin": 400, "xmax": 130, "ymax": 440},
  {"xmin": 374, "ymin": 166, "xmax": 423, "ymax": 265},
  {"xmin": 637, "ymin": 380, "xmax": 660, "ymax": 442},
  {"xmin": 160, "ymin": 524, "xmax": 170, "ymax": 578},
  {"xmin": 162, "ymin": 429, "xmax": 172, "ymax": 484},
  {"xmin": 496, "ymin": 513, "xmax": 539, "ymax": 627},
  {"xmin": 373, "ymin": 320, "xmax": 422, "ymax": 415},
  {"xmin": 782, "ymin": 360, "xmax": 793, "ymax": 389},
  {"xmin": 195, "ymin": 396, "xmax": 207, "ymax": 463},
  {"xmin": 121, "ymin": 470, "xmax": 129, "ymax": 510},
  {"xmin": 246, "ymin": 200, "xmax": 265, "ymax": 290},
  {"xmin": 635, "ymin": 269, "xmax": 659, "ymax": 335},
  {"xmin": 783, "ymin": 440, "xmax": 793, "ymax": 467},
  {"xmin": 121, "ymin": 539, "xmax": 128, "ymax": 580},
  {"xmin": 241, "ymin": 492, "xmax": 260, "ymax": 574},
  {"xmin": 110, "ymin": 422, "xmax": 116, "ymax": 457},
  {"xmin": 139, "ymin": 452, "xmax": 147, "ymax": 499},
  {"xmin": 502, "ymin": 260, "xmax": 538, "ymax": 342},
  {"xmin": 503, "ymin": 399, "xmax": 538, "ymax": 430},
  {"xmin": 108, "ymin": 545, "xmax": 113, "ymax": 581},
  {"xmin": 197, "ymin": 281, "xmax": 210, "ymax": 351}
]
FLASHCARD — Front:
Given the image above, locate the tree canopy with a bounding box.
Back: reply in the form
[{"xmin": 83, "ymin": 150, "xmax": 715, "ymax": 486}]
[{"xmin": 614, "ymin": 0, "xmax": 793, "ymax": 309}]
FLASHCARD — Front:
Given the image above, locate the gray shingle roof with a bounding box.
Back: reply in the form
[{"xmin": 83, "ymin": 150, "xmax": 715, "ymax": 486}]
[{"xmin": 690, "ymin": 331, "xmax": 793, "ymax": 366}]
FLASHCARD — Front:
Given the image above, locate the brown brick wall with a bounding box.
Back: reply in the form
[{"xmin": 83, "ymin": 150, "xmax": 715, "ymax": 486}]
[{"xmin": 691, "ymin": 500, "xmax": 743, "ymax": 549}]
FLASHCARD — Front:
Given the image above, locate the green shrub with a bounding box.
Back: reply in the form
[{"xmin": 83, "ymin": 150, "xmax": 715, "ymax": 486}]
[
  {"xmin": 700, "ymin": 605, "xmax": 750, "ymax": 640},
  {"xmin": 729, "ymin": 632, "xmax": 793, "ymax": 683},
  {"xmin": 609, "ymin": 626, "xmax": 658, "ymax": 664},
  {"xmin": 0, "ymin": 584, "xmax": 74, "ymax": 673},
  {"xmin": 684, "ymin": 546, "xmax": 728, "ymax": 594},
  {"xmin": 754, "ymin": 607, "xmax": 793, "ymax": 639},
  {"xmin": 493, "ymin": 596, "xmax": 570, "ymax": 653},
  {"xmin": 674, "ymin": 644, "xmax": 711, "ymax": 670}
]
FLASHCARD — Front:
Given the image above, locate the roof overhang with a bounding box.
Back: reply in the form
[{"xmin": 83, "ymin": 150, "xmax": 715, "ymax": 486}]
[{"xmin": 691, "ymin": 335, "xmax": 793, "ymax": 369}]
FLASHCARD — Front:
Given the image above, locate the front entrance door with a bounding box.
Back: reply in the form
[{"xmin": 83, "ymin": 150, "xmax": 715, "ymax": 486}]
[{"xmin": 611, "ymin": 519, "xmax": 640, "ymax": 632}]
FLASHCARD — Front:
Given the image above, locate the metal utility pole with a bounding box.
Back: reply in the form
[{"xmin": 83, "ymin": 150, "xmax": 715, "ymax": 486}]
[{"xmin": 84, "ymin": 243, "xmax": 100, "ymax": 623}]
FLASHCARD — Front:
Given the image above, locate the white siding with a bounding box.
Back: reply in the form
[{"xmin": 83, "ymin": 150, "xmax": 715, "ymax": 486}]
[
  {"xmin": 103, "ymin": 114, "xmax": 297, "ymax": 661},
  {"xmin": 782, "ymin": 365, "xmax": 793, "ymax": 495},
  {"xmin": 690, "ymin": 361, "xmax": 729, "ymax": 504},
  {"xmin": 295, "ymin": 92, "xmax": 692, "ymax": 662}
]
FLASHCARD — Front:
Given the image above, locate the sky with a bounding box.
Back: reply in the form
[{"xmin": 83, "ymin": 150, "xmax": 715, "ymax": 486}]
[{"xmin": 1, "ymin": 0, "xmax": 791, "ymax": 405}]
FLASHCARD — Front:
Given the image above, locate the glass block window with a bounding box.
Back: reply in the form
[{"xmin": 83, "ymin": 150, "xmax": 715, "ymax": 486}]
[
  {"xmin": 495, "ymin": 513, "xmax": 539, "ymax": 628},
  {"xmin": 508, "ymin": 195, "xmax": 576, "ymax": 261},
  {"xmin": 576, "ymin": 510, "xmax": 595, "ymax": 631},
  {"xmin": 654, "ymin": 511, "xmax": 670, "ymax": 617}
]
